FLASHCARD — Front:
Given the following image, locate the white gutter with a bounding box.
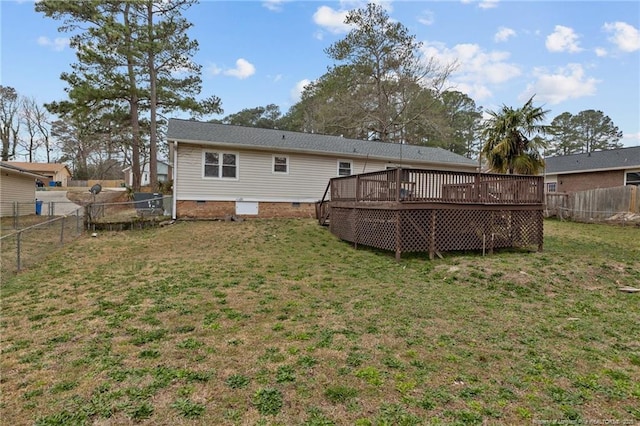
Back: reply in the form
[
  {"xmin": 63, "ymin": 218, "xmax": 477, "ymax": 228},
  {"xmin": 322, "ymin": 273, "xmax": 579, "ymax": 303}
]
[{"xmin": 172, "ymin": 140, "xmax": 178, "ymax": 220}]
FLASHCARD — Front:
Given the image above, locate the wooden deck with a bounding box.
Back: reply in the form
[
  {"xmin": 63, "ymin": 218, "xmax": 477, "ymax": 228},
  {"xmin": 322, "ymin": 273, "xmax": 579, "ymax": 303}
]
[{"xmin": 317, "ymin": 168, "xmax": 544, "ymax": 260}]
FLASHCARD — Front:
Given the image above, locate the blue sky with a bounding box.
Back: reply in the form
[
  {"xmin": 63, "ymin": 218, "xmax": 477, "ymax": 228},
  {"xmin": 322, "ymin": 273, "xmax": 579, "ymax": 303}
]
[{"xmin": 2, "ymin": 0, "xmax": 639, "ymax": 148}]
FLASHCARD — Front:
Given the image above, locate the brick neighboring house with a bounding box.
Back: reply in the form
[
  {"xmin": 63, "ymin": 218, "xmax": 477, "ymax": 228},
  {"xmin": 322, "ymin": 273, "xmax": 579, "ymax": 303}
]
[
  {"xmin": 6, "ymin": 161, "xmax": 72, "ymax": 187},
  {"xmin": 166, "ymin": 119, "xmax": 478, "ymax": 219},
  {"xmin": 544, "ymin": 146, "xmax": 640, "ymax": 193}
]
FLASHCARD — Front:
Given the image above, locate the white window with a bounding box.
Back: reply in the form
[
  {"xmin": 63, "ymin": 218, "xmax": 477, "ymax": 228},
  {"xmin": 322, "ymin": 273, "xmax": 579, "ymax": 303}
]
[
  {"xmin": 273, "ymin": 155, "xmax": 289, "ymax": 174},
  {"xmin": 204, "ymin": 151, "xmax": 238, "ymax": 179},
  {"xmin": 546, "ymin": 182, "xmax": 557, "ymax": 193},
  {"xmin": 338, "ymin": 160, "xmax": 352, "ymax": 176},
  {"xmin": 626, "ymin": 171, "xmax": 640, "ymax": 186}
]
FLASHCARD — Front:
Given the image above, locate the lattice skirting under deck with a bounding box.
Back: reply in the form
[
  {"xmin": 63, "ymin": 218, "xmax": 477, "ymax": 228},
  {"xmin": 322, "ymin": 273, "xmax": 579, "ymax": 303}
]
[{"xmin": 329, "ymin": 206, "xmax": 543, "ymax": 259}]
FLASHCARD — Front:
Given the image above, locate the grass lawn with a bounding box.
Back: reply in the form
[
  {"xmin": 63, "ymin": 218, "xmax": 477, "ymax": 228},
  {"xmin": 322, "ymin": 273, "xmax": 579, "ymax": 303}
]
[{"xmin": 1, "ymin": 218, "xmax": 638, "ymax": 425}]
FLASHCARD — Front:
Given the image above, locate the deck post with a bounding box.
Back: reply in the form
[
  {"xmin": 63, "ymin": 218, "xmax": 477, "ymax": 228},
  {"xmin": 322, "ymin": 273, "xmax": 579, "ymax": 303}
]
[
  {"xmin": 395, "ymin": 210, "xmax": 401, "ymax": 261},
  {"xmin": 429, "ymin": 211, "xmax": 436, "ymax": 260},
  {"xmin": 395, "ymin": 168, "xmax": 401, "ymax": 202}
]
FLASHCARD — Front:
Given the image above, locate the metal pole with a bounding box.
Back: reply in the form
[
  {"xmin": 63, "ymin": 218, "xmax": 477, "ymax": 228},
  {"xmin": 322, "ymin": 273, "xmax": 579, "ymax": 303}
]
[
  {"xmin": 60, "ymin": 216, "xmax": 65, "ymax": 245},
  {"xmin": 13, "ymin": 201, "xmax": 17, "ymax": 229},
  {"xmin": 16, "ymin": 232, "xmax": 22, "ymax": 272}
]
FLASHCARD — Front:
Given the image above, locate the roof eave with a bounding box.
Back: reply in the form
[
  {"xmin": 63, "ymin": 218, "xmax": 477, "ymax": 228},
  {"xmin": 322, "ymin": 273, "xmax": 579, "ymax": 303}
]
[
  {"xmin": 547, "ymin": 165, "xmax": 640, "ymax": 175},
  {"xmin": 169, "ymin": 138, "xmax": 477, "ymax": 170}
]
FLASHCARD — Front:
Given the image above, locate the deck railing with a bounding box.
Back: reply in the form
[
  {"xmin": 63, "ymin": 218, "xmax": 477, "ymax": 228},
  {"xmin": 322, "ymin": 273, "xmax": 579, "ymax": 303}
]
[{"xmin": 330, "ymin": 168, "xmax": 544, "ymax": 205}]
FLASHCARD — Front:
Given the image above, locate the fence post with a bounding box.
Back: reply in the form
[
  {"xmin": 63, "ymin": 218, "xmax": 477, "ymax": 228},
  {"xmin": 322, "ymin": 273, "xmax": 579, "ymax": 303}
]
[
  {"xmin": 76, "ymin": 209, "xmax": 81, "ymax": 235},
  {"xmin": 16, "ymin": 231, "xmax": 22, "ymax": 272},
  {"xmin": 60, "ymin": 216, "xmax": 65, "ymax": 245},
  {"xmin": 13, "ymin": 201, "xmax": 17, "ymax": 229}
]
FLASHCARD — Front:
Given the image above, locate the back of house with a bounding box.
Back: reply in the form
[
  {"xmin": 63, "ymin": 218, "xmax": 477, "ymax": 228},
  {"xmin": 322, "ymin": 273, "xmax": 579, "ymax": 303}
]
[{"xmin": 166, "ymin": 119, "xmax": 478, "ymax": 219}]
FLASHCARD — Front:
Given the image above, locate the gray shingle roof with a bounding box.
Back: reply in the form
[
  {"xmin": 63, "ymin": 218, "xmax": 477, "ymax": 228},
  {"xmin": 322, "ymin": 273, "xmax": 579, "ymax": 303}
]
[
  {"xmin": 167, "ymin": 118, "xmax": 477, "ymax": 168},
  {"xmin": 545, "ymin": 146, "xmax": 640, "ymax": 174}
]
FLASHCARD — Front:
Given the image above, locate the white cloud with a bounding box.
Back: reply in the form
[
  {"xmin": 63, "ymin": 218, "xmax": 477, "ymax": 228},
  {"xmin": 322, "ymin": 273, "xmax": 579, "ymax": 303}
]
[
  {"xmin": 313, "ymin": 6, "xmax": 351, "ymax": 34},
  {"xmin": 603, "ymin": 21, "xmax": 640, "ymax": 52},
  {"xmin": 223, "ymin": 58, "xmax": 256, "ymax": 79},
  {"xmin": 208, "ymin": 64, "xmax": 222, "ymax": 76},
  {"xmin": 209, "ymin": 59, "xmax": 256, "ymax": 79},
  {"xmin": 37, "ymin": 36, "xmax": 69, "ymax": 52},
  {"xmin": 262, "ymin": 0, "xmax": 287, "ymax": 12},
  {"xmin": 520, "ymin": 63, "xmax": 599, "ymax": 104},
  {"xmin": 418, "ymin": 10, "xmax": 435, "ymax": 26},
  {"xmin": 291, "ymin": 79, "xmax": 311, "ymax": 102},
  {"xmin": 494, "ymin": 27, "xmax": 515, "ymax": 43},
  {"xmin": 421, "ymin": 42, "xmax": 521, "ymax": 100},
  {"xmin": 621, "ymin": 132, "xmax": 640, "ymax": 147},
  {"xmin": 546, "ymin": 25, "xmax": 583, "ymax": 53},
  {"xmin": 479, "ymin": 0, "xmax": 499, "ymax": 10},
  {"xmin": 594, "ymin": 47, "xmax": 608, "ymax": 57},
  {"xmin": 460, "ymin": 0, "xmax": 499, "ymax": 9}
]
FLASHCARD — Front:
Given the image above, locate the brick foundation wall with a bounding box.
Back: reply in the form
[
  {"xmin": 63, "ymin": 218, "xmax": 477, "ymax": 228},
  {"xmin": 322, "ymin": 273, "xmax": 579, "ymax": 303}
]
[
  {"xmin": 558, "ymin": 171, "xmax": 624, "ymax": 193},
  {"xmin": 177, "ymin": 200, "xmax": 316, "ymax": 219}
]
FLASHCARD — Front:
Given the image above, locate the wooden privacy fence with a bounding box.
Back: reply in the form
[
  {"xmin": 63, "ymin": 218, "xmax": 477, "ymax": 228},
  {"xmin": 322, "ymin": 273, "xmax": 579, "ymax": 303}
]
[
  {"xmin": 545, "ymin": 185, "xmax": 639, "ymax": 222},
  {"xmin": 321, "ymin": 168, "xmax": 545, "ymax": 260},
  {"xmin": 68, "ymin": 179, "xmax": 125, "ymax": 188}
]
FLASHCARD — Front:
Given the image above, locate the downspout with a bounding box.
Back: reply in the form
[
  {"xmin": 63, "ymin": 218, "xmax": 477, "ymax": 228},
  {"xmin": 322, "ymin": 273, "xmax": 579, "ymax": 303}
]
[{"xmin": 172, "ymin": 140, "xmax": 178, "ymax": 220}]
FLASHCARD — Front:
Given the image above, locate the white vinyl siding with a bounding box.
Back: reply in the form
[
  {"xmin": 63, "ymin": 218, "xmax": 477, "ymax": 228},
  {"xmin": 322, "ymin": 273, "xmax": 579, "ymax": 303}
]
[
  {"xmin": 176, "ymin": 144, "xmax": 475, "ymax": 202},
  {"xmin": 177, "ymin": 145, "xmax": 395, "ymax": 201},
  {"xmin": 0, "ymin": 172, "xmax": 37, "ymax": 217}
]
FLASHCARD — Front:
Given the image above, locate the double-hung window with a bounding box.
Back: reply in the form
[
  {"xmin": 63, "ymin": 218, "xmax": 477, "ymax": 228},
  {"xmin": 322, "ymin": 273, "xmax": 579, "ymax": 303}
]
[
  {"xmin": 204, "ymin": 151, "xmax": 237, "ymax": 179},
  {"xmin": 338, "ymin": 160, "xmax": 352, "ymax": 176},
  {"xmin": 273, "ymin": 155, "xmax": 289, "ymax": 174},
  {"xmin": 626, "ymin": 171, "xmax": 640, "ymax": 186}
]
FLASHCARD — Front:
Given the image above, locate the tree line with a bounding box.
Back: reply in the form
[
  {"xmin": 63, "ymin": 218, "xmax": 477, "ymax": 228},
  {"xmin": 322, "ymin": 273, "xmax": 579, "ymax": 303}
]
[{"xmin": 0, "ymin": 3, "xmax": 625, "ymax": 184}]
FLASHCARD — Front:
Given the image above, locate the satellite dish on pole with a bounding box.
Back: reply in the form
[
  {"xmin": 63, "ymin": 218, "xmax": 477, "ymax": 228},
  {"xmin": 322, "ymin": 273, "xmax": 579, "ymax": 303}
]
[{"xmin": 89, "ymin": 184, "xmax": 102, "ymax": 195}]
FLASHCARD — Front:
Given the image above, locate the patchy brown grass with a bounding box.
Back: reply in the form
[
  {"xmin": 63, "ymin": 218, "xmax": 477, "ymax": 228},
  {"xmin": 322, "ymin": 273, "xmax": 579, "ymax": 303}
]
[{"xmin": 0, "ymin": 219, "xmax": 638, "ymax": 425}]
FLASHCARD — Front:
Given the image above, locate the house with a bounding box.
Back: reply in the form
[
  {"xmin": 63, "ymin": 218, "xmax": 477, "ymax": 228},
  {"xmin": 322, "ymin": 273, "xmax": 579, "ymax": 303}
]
[
  {"xmin": 123, "ymin": 160, "xmax": 171, "ymax": 187},
  {"xmin": 6, "ymin": 161, "xmax": 72, "ymax": 187},
  {"xmin": 544, "ymin": 146, "xmax": 640, "ymax": 193},
  {"xmin": 166, "ymin": 118, "xmax": 478, "ymax": 219},
  {"xmin": 0, "ymin": 162, "xmax": 46, "ymax": 217}
]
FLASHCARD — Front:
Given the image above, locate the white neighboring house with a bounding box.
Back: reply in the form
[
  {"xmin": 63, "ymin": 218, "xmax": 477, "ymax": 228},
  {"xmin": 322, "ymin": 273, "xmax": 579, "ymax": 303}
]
[
  {"xmin": 0, "ymin": 162, "xmax": 45, "ymax": 216},
  {"xmin": 166, "ymin": 118, "xmax": 479, "ymax": 219},
  {"xmin": 123, "ymin": 160, "xmax": 170, "ymax": 187}
]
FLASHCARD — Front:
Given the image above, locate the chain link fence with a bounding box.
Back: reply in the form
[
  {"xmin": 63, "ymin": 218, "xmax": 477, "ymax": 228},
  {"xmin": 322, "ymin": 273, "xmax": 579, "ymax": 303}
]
[
  {"xmin": 1, "ymin": 208, "xmax": 84, "ymax": 276},
  {"xmin": 1, "ymin": 195, "xmax": 172, "ymax": 276}
]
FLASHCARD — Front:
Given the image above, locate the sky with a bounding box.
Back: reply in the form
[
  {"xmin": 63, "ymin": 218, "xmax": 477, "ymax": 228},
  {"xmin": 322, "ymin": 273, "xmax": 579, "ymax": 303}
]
[{"xmin": 1, "ymin": 0, "xmax": 639, "ymax": 148}]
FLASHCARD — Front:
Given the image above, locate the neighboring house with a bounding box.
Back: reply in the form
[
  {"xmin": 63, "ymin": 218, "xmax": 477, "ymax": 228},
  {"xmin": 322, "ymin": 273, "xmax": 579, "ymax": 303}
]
[
  {"xmin": 544, "ymin": 146, "xmax": 640, "ymax": 193},
  {"xmin": 123, "ymin": 160, "xmax": 171, "ymax": 187},
  {"xmin": 0, "ymin": 162, "xmax": 46, "ymax": 217},
  {"xmin": 166, "ymin": 118, "xmax": 478, "ymax": 219},
  {"xmin": 6, "ymin": 161, "xmax": 72, "ymax": 187}
]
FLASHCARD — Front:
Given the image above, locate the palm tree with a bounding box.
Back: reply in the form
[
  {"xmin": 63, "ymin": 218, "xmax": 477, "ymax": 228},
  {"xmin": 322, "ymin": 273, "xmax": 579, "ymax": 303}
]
[{"xmin": 481, "ymin": 96, "xmax": 549, "ymax": 174}]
